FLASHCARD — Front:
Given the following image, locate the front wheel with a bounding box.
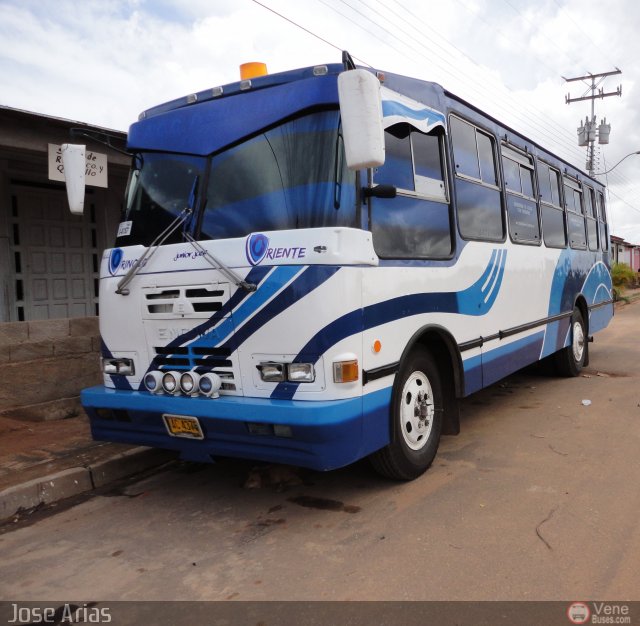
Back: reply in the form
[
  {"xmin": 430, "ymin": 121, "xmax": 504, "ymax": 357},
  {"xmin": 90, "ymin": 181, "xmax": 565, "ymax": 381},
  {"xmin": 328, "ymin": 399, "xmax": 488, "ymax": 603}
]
[
  {"xmin": 554, "ymin": 308, "xmax": 587, "ymax": 377},
  {"xmin": 369, "ymin": 348, "xmax": 443, "ymax": 480}
]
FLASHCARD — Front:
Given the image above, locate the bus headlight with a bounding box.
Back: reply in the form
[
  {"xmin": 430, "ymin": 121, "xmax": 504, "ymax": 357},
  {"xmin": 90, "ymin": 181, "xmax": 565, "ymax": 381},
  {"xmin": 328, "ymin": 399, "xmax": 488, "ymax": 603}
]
[
  {"xmin": 161, "ymin": 371, "xmax": 181, "ymax": 394},
  {"xmin": 257, "ymin": 362, "xmax": 285, "ymax": 383},
  {"xmin": 199, "ymin": 372, "xmax": 222, "ymax": 398},
  {"xmin": 287, "ymin": 363, "xmax": 315, "ymax": 383},
  {"xmin": 143, "ymin": 371, "xmax": 164, "ymax": 394},
  {"xmin": 102, "ymin": 357, "xmax": 135, "ymax": 376},
  {"xmin": 257, "ymin": 361, "xmax": 316, "ymax": 383}
]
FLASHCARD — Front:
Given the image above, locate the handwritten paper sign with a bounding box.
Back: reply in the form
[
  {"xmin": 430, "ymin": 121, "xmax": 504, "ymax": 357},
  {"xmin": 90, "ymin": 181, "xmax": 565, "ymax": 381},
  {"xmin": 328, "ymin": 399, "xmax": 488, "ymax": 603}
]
[{"xmin": 48, "ymin": 143, "xmax": 108, "ymax": 188}]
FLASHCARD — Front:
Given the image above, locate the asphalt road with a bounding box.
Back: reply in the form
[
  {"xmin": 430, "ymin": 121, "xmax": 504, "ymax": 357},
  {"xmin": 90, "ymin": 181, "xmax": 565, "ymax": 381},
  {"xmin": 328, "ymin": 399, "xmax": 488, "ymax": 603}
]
[{"xmin": 0, "ymin": 302, "xmax": 638, "ymax": 603}]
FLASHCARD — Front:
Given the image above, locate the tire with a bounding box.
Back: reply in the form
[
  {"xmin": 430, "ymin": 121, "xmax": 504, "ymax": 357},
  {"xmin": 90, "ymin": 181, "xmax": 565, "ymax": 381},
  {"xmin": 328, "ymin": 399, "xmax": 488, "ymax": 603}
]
[
  {"xmin": 369, "ymin": 348, "xmax": 443, "ymax": 480},
  {"xmin": 554, "ymin": 308, "xmax": 587, "ymax": 377}
]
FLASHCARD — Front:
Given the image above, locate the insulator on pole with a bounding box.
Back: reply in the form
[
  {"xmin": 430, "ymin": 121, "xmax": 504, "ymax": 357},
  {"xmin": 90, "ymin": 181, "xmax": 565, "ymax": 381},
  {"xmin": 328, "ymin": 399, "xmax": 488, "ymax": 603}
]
[
  {"xmin": 598, "ymin": 117, "xmax": 611, "ymax": 144},
  {"xmin": 578, "ymin": 119, "xmax": 589, "ymax": 147}
]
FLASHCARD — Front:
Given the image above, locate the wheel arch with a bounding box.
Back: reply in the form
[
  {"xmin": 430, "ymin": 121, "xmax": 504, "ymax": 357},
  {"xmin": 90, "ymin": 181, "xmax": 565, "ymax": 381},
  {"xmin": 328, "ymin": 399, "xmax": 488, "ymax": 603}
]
[{"xmin": 574, "ymin": 294, "xmax": 589, "ymax": 335}]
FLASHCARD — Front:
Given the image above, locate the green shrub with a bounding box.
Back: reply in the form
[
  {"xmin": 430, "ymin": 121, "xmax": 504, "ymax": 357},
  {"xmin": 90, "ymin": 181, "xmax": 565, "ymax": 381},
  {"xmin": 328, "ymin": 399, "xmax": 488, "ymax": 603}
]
[
  {"xmin": 611, "ymin": 262, "xmax": 636, "ymax": 300},
  {"xmin": 611, "ymin": 262, "xmax": 635, "ymax": 288}
]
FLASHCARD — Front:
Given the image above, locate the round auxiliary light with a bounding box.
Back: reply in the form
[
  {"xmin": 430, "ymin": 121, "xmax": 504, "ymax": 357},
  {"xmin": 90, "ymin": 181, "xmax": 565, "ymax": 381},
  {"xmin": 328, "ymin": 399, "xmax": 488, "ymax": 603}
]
[
  {"xmin": 198, "ymin": 372, "xmax": 222, "ymax": 398},
  {"xmin": 180, "ymin": 371, "xmax": 201, "ymax": 395},
  {"xmin": 161, "ymin": 371, "xmax": 181, "ymax": 394},
  {"xmin": 144, "ymin": 371, "xmax": 164, "ymax": 394}
]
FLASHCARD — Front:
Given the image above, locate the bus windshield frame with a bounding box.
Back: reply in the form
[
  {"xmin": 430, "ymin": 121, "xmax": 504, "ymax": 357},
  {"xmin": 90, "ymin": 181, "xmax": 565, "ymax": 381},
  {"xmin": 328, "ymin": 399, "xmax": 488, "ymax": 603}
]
[{"xmin": 116, "ymin": 109, "xmax": 357, "ymax": 248}]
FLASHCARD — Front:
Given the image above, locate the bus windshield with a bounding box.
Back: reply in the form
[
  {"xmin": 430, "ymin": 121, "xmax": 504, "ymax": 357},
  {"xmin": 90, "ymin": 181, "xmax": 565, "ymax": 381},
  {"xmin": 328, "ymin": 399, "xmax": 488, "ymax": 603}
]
[
  {"xmin": 119, "ymin": 152, "xmax": 206, "ymax": 247},
  {"xmin": 116, "ymin": 110, "xmax": 356, "ymax": 247}
]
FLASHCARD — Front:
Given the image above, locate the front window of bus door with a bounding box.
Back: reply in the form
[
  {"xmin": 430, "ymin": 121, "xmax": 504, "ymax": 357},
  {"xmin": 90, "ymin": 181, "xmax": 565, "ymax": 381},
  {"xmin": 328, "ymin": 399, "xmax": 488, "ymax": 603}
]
[{"xmin": 371, "ymin": 124, "xmax": 451, "ymax": 259}]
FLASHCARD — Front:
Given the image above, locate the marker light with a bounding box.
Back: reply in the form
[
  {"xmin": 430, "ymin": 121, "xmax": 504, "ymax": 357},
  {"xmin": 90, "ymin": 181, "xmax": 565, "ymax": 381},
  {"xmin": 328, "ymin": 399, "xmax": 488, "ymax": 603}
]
[
  {"xmin": 333, "ymin": 359, "xmax": 359, "ymax": 383},
  {"xmin": 180, "ymin": 371, "xmax": 201, "ymax": 396},
  {"xmin": 373, "ymin": 340, "xmax": 382, "ymax": 354},
  {"xmin": 199, "ymin": 372, "xmax": 222, "ymax": 398},
  {"xmin": 161, "ymin": 371, "xmax": 181, "ymax": 394},
  {"xmin": 240, "ymin": 62, "xmax": 268, "ymax": 80},
  {"xmin": 144, "ymin": 371, "xmax": 164, "ymax": 394}
]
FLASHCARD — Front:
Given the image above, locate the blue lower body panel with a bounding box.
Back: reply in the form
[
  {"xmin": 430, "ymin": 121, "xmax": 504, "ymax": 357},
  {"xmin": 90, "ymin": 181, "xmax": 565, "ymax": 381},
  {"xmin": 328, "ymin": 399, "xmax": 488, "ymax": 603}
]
[{"xmin": 81, "ymin": 386, "xmax": 392, "ymax": 471}]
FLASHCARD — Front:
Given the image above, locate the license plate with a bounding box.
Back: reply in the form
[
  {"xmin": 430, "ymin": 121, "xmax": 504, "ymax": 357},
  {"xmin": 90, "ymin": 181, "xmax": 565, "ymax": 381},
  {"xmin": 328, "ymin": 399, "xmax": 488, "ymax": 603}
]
[{"xmin": 163, "ymin": 414, "xmax": 204, "ymax": 440}]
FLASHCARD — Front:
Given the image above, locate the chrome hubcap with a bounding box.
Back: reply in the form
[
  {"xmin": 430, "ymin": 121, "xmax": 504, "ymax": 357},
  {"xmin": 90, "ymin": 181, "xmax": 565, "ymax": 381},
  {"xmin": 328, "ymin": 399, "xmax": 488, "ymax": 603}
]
[
  {"xmin": 572, "ymin": 321, "xmax": 585, "ymax": 362},
  {"xmin": 400, "ymin": 370, "xmax": 434, "ymax": 451}
]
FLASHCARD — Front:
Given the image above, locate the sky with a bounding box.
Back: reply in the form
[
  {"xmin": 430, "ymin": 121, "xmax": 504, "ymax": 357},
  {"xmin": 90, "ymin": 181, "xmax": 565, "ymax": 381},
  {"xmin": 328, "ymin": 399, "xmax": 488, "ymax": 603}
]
[{"xmin": 1, "ymin": 0, "xmax": 640, "ymax": 243}]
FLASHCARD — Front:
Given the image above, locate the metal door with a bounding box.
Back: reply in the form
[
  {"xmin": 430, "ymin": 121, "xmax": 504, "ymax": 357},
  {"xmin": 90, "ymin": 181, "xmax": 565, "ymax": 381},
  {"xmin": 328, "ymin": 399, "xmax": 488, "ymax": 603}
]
[{"xmin": 10, "ymin": 183, "xmax": 99, "ymax": 320}]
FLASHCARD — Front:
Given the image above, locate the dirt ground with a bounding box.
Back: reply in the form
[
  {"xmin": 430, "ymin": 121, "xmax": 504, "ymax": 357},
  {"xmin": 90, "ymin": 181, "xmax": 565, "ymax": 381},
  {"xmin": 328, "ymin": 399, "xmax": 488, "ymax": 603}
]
[{"xmin": 0, "ymin": 300, "xmax": 638, "ymax": 604}]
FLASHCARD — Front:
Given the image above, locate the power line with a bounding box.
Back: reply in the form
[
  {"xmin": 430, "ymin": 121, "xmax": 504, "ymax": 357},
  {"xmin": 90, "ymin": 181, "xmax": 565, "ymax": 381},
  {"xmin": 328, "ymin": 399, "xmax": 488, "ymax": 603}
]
[
  {"xmin": 249, "ymin": 0, "xmax": 372, "ymax": 67},
  {"xmin": 551, "ymin": 0, "xmax": 619, "ymax": 69},
  {"xmin": 366, "ymin": 0, "xmax": 590, "ymax": 163},
  {"xmin": 249, "ymin": 0, "xmax": 640, "ymax": 229},
  {"xmin": 500, "ymin": 0, "xmax": 584, "ymax": 69}
]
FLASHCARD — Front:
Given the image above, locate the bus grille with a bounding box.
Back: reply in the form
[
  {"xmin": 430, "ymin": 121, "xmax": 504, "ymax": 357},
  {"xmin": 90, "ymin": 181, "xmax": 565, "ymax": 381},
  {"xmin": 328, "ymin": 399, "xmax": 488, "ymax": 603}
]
[
  {"xmin": 152, "ymin": 347, "xmax": 237, "ymax": 392},
  {"xmin": 143, "ymin": 285, "xmax": 229, "ymax": 317}
]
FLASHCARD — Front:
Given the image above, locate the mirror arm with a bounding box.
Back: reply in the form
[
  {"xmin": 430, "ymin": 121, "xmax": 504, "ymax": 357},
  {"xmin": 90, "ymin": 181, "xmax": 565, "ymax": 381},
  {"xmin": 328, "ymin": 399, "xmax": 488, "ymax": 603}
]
[{"xmin": 362, "ymin": 184, "xmax": 397, "ymax": 199}]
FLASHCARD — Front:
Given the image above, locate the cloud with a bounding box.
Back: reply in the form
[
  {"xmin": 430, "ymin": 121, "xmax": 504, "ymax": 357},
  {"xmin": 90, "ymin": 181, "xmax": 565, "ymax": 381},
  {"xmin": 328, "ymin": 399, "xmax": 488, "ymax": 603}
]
[{"xmin": 0, "ymin": 0, "xmax": 638, "ymax": 240}]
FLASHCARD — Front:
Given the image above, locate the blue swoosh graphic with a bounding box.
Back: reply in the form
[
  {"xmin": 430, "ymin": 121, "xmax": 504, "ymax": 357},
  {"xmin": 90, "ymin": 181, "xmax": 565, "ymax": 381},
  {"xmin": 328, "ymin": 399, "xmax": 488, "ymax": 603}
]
[
  {"xmin": 189, "ymin": 265, "xmax": 304, "ymax": 350},
  {"xmin": 219, "ymin": 266, "xmax": 341, "ymax": 352},
  {"xmin": 273, "ymin": 249, "xmax": 507, "ymax": 399},
  {"xmin": 382, "ymin": 100, "xmax": 446, "ymax": 126},
  {"xmin": 136, "ymin": 265, "xmax": 342, "ymax": 391},
  {"xmin": 139, "ymin": 264, "xmax": 272, "ymax": 387},
  {"xmin": 541, "ymin": 250, "xmax": 612, "ymax": 358}
]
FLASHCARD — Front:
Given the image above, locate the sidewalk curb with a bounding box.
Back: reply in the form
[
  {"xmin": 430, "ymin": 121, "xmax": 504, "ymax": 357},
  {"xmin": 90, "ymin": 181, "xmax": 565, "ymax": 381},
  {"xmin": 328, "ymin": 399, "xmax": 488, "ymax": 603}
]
[{"xmin": 0, "ymin": 447, "xmax": 177, "ymax": 521}]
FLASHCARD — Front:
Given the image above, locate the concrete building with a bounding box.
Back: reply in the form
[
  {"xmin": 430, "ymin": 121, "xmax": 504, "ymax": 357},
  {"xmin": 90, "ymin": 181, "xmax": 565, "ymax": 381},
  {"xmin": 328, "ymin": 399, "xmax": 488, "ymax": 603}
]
[
  {"xmin": 0, "ymin": 106, "xmax": 129, "ymax": 420},
  {"xmin": 611, "ymin": 234, "xmax": 640, "ymax": 272}
]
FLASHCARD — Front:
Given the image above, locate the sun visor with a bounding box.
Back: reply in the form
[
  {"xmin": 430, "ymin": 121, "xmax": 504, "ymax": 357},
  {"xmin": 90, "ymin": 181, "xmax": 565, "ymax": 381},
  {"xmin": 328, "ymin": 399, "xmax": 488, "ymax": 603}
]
[
  {"xmin": 381, "ymin": 86, "xmax": 446, "ymax": 134},
  {"xmin": 128, "ymin": 76, "xmax": 339, "ymax": 156}
]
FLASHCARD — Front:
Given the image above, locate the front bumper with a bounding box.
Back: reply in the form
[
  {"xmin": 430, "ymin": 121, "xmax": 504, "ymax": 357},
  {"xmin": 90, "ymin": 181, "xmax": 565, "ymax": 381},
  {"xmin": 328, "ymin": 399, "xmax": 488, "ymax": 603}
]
[{"xmin": 81, "ymin": 386, "xmax": 391, "ymax": 471}]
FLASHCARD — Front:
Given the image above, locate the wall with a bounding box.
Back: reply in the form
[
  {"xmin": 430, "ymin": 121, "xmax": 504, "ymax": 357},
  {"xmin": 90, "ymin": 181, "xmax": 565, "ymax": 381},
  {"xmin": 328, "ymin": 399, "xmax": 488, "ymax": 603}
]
[
  {"xmin": 0, "ymin": 107, "xmax": 128, "ymax": 420},
  {"xmin": 0, "ymin": 317, "xmax": 101, "ymax": 420}
]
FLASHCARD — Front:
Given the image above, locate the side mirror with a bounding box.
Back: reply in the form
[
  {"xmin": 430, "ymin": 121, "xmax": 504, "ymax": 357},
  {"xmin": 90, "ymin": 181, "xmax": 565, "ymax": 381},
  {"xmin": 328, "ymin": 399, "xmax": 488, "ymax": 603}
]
[
  {"xmin": 61, "ymin": 143, "xmax": 86, "ymax": 215},
  {"xmin": 338, "ymin": 69, "xmax": 385, "ymax": 170}
]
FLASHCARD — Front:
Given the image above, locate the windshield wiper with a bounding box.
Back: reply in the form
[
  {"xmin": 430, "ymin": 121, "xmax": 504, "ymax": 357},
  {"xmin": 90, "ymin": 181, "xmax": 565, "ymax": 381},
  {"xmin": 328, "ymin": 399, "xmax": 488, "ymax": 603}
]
[
  {"xmin": 184, "ymin": 233, "xmax": 256, "ymax": 292},
  {"xmin": 115, "ymin": 206, "xmax": 193, "ymax": 295},
  {"xmin": 116, "ymin": 176, "xmax": 199, "ymax": 295}
]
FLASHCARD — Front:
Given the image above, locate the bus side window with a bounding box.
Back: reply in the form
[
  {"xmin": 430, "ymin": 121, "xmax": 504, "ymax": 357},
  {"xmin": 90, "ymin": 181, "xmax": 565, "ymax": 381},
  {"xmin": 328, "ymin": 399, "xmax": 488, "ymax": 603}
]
[
  {"xmin": 537, "ymin": 161, "xmax": 566, "ymax": 249},
  {"xmin": 597, "ymin": 191, "xmax": 609, "ymax": 251},
  {"xmin": 583, "ymin": 185, "xmax": 599, "ymax": 251},
  {"xmin": 502, "ymin": 145, "xmax": 540, "ymax": 244},
  {"xmin": 564, "ymin": 176, "xmax": 586, "ymax": 250},
  {"xmin": 450, "ymin": 116, "xmax": 503, "ymax": 242}
]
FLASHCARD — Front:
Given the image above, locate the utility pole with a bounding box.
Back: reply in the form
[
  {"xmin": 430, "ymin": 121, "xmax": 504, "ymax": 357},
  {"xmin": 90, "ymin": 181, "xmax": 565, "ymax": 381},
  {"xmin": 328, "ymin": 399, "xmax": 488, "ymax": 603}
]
[{"xmin": 563, "ymin": 69, "xmax": 622, "ymax": 176}]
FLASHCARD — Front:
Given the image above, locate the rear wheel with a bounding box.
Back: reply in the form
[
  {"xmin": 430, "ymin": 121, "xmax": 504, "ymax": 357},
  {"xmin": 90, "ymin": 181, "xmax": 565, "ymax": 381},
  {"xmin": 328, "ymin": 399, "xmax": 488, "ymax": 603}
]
[
  {"xmin": 369, "ymin": 348, "xmax": 443, "ymax": 480},
  {"xmin": 555, "ymin": 308, "xmax": 587, "ymax": 377}
]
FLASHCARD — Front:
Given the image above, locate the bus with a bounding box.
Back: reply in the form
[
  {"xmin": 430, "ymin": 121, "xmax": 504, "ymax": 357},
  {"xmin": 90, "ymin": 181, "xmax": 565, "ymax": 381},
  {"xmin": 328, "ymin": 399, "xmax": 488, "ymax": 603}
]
[{"xmin": 62, "ymin": 54, "xmax": 613, "ymax": 480}]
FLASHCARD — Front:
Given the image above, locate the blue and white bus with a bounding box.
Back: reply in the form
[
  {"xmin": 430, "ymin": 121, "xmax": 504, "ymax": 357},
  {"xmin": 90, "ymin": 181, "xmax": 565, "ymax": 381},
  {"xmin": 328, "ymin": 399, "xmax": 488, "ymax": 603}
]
[{"xmin": 63, "ymin": 54, "xmax": 613, "ymax": 480}]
